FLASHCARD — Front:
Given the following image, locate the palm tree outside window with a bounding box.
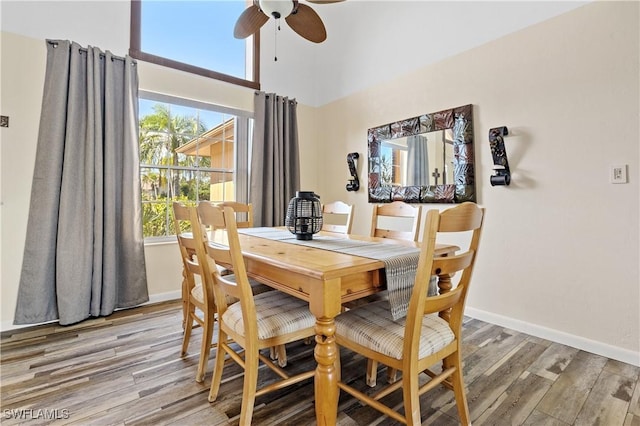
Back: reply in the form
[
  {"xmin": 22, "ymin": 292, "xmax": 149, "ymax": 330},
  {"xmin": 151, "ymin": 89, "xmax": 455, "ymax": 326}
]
[{"xmin": 138, "ymin": 93, "xmax": 251, "ymax": 239}]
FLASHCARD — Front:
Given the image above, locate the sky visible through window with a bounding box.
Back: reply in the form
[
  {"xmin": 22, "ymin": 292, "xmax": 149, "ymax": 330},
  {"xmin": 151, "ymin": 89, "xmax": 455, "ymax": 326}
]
[
  {"xmin": 141, "ymin": 1, "xmax": 246, "ymax": 75},
  {"xmin": 139, "ymin": 1, "xmax": 248, "ymax": 127}
]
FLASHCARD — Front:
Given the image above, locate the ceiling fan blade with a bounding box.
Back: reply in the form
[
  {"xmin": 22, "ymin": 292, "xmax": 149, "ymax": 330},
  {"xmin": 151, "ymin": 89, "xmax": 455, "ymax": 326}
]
[
  {"xmin": 285, "ymin": 3, "xmax": 327, "ymax": 43},
  {"xmin": 234, "ymin": 4, "xmax": 269, "ymax": 39}
]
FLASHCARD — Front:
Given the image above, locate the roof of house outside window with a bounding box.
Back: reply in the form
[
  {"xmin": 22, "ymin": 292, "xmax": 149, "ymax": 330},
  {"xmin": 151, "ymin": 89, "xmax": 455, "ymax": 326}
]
[{"xmin": 176, "ymin": 118, "xmax": 234, "ymax": 157}]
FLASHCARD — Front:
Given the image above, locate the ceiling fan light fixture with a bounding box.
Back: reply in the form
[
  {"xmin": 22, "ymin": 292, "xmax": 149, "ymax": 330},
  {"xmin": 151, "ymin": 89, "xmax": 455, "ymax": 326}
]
[{"xmin": 259, "ymin": 0, "xmax": 294, "ymax": 19}]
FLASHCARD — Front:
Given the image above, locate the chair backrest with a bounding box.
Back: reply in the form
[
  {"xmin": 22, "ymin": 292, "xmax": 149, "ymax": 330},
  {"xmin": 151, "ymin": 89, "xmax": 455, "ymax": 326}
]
[
  {"xmin": 195, "ymin": 202, "xmax": 259, "ymax": 336},
  {"xmin": 216, "ymin": 201, "xmax": 253, "ymax": 228},
  {"xmin": 172, "ymin": 202, "xmax": 215, "ymax": 308},
  {"xmin": 370, "ymin": 201, "xmax": 422, "ymax": 241},
  {"xmin": 403, "ymin": 202, "xmax": 484, "ymax": 359},
  {"xmin": 321, "ymin": 201, "xmax": 354, "ymax": 234},
  {"xmin": 172, "ymin": 201, "xmax": 196, "ymax": 259}
]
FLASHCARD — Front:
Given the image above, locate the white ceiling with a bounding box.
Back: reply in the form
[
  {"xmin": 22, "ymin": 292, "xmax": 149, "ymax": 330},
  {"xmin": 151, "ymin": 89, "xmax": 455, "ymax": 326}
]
[{"xmin": 260, "ymin": 1, "xmax": 589, "ymax": 107}]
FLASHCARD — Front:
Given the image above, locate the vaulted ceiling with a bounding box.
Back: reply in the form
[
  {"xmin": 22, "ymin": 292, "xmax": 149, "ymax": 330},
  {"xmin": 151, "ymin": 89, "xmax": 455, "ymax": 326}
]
[{"xmin": 260, "ymin": 1, "xmax": 588, "ymax": 107}]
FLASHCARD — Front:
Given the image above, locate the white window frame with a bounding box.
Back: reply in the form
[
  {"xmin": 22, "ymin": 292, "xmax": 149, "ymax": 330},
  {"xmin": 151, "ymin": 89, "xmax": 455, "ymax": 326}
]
[
  {"xmin": 129, "ymin": 0, "xmax": 260, "ymax": 90},
  {"xmin": 139, "ymin": 90, "xmax": 252, "ymax": 241}
]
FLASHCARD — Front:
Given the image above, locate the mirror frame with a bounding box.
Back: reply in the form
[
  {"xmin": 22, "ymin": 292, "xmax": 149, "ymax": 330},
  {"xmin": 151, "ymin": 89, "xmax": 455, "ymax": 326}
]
[{"xmin": 367, "ymin": 104, "xmax": 475, "ymax": 204}]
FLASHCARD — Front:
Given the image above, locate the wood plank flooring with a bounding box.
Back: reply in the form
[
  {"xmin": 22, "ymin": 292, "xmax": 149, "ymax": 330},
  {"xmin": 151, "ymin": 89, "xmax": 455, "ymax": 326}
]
[{"xmin": 1, "ymin": 300, "xmax": 638, "ymax": 425}]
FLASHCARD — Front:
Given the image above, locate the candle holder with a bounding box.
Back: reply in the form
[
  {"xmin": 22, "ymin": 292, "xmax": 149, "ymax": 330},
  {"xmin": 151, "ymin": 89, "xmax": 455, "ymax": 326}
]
[{"xmin": 285, "ymin": 191, "xmax": 323, "ymax": 240}]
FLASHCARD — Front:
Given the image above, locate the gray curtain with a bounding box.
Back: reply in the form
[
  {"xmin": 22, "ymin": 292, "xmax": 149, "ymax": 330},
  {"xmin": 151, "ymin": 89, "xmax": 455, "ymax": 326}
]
[
  {"xmin": 250, "ymin": 91, "xmax": 300, "ymax": 226},
  {"xmin": 406, "ymin": 135, "xmax": 430, "ymax": 186},
  {"xmin": 14, "ymin": 40, "xmax": 148, "ymax": 326}
]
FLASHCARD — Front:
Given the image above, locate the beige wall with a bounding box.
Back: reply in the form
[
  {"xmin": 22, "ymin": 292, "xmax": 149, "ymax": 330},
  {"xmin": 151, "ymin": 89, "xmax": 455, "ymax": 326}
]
[
  {"xmin": 311, "ymin": 1, "xmax": 639, "ymax": 363},
  {"xmin": 1, "ymin": 1, "xmax": 638, "ymax": 365},
  {"xmin": 1, "ymin": 32, "xmax": 48, "ymax": 329}
]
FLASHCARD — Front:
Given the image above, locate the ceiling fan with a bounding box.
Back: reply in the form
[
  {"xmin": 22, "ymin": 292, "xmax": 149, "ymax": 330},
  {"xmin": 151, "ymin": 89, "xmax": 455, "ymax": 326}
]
[{"xmin": 234, "ymin": 0, "xmax": 345, "ymax": 44}]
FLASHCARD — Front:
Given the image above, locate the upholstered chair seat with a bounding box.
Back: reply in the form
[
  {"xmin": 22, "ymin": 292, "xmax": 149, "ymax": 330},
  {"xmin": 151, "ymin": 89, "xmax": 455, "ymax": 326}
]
[
  {"xmin": 222, "ymin": 290, "xmax": 316, "ymax": 340},
  {"xmin": 336, "ymin": 300, "xmax": 454, "ymax": 360}
]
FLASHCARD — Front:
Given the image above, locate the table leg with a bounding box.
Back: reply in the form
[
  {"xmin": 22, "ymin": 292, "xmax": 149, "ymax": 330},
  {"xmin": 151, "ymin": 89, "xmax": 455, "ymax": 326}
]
[
  {"xmin": 437, "ymin": 273, "xmax": 453, "ymax": 321},
  {"xmin": 436, "ymin": 248, "xmax": 457, "ymax": 322},
  {"xmin": 309, "ymin": 278, "xmax": 342, "ymax": 426},
  {"xmin": 314, "ymin": 317, "xmax": 339, "ymax": 425}
]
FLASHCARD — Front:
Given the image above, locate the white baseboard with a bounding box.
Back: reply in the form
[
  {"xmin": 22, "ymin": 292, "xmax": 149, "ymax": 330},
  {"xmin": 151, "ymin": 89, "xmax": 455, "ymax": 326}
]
[
  {"xmin": 1, "ymin": 291, "xmax": 182, "ymax": 333},
  {"xmin": 465, "ymin": 306, "xmax": 640, "ymax": 367}
]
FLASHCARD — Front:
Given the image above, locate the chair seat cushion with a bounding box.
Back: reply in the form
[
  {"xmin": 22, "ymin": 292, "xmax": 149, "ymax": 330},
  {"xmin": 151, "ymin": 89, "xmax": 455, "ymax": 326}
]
[
  {"xmin": 335, "ymin": 300, "xmax": 454, "ymax": 360},
  {"xmin": 190, "ymin": 284, "xmax": 206, "ymax": 303},
  {"xmin": 221, "ymin": 291, "xmax": 316, "ymax": 340},
  {"xmin": 191, "ymin": 275, "xmax": 271, "ymax": 304},
  {"xmin": 191, "ymin": 283, "xmax": 235, "ymax": 306}
]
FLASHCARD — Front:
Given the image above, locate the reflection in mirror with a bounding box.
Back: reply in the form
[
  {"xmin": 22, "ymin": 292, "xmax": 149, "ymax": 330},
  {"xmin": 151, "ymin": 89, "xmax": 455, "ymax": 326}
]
[
  {"xmin": 380, "ymin": 130, "xmax": 455, "ymax": 187},
  {"xmin": 368, "ymin": 104, "xmax": 475, "ymax": 204}
]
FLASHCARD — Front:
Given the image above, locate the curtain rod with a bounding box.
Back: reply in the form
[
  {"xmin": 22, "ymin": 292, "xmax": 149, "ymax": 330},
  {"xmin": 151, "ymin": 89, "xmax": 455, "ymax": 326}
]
[{"xmin": 47, "ymin": 40, "xmax": 132, "ymax": 64}]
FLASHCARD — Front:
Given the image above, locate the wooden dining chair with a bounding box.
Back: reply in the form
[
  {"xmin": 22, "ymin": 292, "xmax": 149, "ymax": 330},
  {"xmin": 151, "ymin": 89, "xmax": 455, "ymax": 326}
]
[
  {"xmin": 321, "ymin": 201, "xmax": 354, "ymax": 234},
  {"xmin": 172, "ymin": 202, "xmax": 218, "ymax": 383},
  {"xmin": 204, "ymin": 202, "xmax": 253, "ymax": 249},
  {"xmin": 209, "ymin": 201, "xmax": 253, "ymax": 256},
  {"xmin": 172, "ymin": 201, "xmax": 195, "ymax": 331},
  {"xmin": 365, "ymin": 200, "xmax": 423, "ymax": 383},
  {"xmin": 214, "ymin": 200, "xmax": 288, "ymax": 366},
  {"xmin": 216, "ymin": 201, "xmax": 253, "ymax": 228},
  {"xmin": 370, "ymin": 200, "xmax": 422, "ymax": 242},
  {"xmin": 174, "ymin": 201, "xmax": 272, "ymax": 382},
  {"xmin": 335, "ymin": 202, "xmax": 484, "ymax": 425},
  {"xmin": 195, "ymin": 202, "xmax": 317, "ymax": 425}
]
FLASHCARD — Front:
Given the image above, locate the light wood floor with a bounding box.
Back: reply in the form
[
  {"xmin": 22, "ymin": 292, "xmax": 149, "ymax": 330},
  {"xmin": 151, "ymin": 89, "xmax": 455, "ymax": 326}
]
[{"xmin": 1, "ymin": 300, "xmax": 638, "ymax": 425}]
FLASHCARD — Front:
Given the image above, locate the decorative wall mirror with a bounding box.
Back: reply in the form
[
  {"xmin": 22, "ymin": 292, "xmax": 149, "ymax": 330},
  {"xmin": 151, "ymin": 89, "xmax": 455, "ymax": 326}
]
[{"xmin": 367, "ymin": 104, "xmax": 475, "ymax": 203}]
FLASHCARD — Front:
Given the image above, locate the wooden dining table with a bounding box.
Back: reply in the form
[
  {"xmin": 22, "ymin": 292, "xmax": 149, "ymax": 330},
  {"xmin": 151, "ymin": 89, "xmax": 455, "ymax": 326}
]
[{"xmin": 219, "ymin": 229, "xmax": 458, "ymax": 425}]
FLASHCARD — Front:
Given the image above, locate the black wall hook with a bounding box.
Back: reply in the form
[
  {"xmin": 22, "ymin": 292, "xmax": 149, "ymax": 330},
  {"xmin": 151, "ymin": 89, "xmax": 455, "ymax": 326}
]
[
  {"xmin": 489, "ymin": 126, "xmax": 511, "ymax": 186},
  {"xmin": 346, "ymin": 152, "xmax": 360, "ymax": 191}
]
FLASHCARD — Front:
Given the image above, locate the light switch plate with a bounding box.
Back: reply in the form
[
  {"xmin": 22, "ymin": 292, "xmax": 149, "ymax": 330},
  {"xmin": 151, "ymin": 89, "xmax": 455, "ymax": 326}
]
[{"xmin": 610, "ymin": 165, "xmax": 628, "ymax": 184}]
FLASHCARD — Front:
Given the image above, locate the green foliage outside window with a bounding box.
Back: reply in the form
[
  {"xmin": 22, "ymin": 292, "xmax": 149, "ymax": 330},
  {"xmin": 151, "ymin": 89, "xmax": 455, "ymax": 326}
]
[
  {"xmin": 139, "ymin": 103, "xmax": 212, "ymax": 238},
  {"xmin": 141, "ymin": 196, "xmax": 194, "ymax": 238}
]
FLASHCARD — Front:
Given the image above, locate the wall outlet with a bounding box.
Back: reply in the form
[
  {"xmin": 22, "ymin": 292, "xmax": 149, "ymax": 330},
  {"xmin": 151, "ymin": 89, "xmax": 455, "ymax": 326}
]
[{"xmin": 610, "ymin": 165, "xmax": 628, "ymax": 184}]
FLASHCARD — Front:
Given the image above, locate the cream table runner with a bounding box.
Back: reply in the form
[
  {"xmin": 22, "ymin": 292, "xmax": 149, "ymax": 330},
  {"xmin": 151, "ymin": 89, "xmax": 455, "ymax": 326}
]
[{"xmin": 239, "ymin": 228, "xmax": 436, "ymax": 320}]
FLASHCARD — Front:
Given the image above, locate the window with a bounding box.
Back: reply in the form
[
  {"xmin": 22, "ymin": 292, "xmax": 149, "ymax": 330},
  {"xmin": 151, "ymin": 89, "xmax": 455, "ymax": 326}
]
[
  {"xmin": 139, "ymin": 92, "xmax": 252, "ymax": 239},
  {"xmin": 129, "ymin": 0, "xmax": 260, "ymax": 90}
]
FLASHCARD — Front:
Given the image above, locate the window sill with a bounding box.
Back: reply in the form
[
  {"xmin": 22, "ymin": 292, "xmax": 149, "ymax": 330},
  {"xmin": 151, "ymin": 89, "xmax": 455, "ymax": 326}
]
[{"xmin": 144, "ymin": 236, "xmax": 178, "ymax": 247}]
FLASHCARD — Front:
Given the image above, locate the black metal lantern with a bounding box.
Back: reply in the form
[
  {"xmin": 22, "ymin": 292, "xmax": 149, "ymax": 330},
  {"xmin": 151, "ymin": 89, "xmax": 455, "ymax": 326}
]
[{"xmin": 285, "ymin": 191, "xmax": 323, "ymax": 240}]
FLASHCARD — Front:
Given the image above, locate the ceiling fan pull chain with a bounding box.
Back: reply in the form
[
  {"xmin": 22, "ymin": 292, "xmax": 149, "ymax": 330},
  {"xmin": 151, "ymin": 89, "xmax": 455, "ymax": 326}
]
[{"xmin": 274, "ymin": 18, "xmax": 279, "ymax": 61}]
